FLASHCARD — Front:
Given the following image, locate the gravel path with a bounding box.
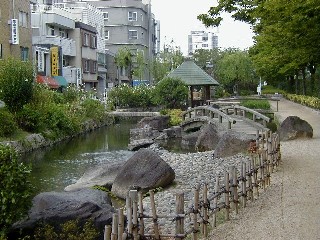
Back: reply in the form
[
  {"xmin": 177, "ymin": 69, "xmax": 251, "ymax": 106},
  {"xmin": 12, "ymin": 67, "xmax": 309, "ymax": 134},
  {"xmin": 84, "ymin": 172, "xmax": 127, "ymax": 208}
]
[{"xmin": 203, "ymin": 98, "xmax": 320, "ymax": 240}]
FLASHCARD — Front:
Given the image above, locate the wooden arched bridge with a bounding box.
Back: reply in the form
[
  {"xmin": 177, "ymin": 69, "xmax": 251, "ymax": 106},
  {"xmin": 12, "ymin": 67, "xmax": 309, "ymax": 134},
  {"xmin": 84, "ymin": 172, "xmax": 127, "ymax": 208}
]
[{"xmin": 181, "ymin": 105, "xmax": 272, "ymax": 135}]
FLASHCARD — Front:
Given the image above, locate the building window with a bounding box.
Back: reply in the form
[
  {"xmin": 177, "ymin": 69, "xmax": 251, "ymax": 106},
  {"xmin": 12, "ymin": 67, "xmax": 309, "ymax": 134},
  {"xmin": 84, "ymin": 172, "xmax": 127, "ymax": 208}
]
[
  {"xmin": 59, "ymin": 28, "xmax": 66, "ymax": 38},
  {"xmin": 105, "ymin": 30, "xmax": 109, "ymax": 40},
  {"xmin": 90, "ymin": 61, "xmax": 97, "ymax": 73},
  {"xmin": 91, "ymin": 34, "xmax": 97, "ymax": 49},
  {"xmin": 18, "ymin": 11, "xmax": 28, "ymax": 28},
  {"xmin": 48, "ymin": 25, "xmax": 55, "ymax": 36},
  {"xmin": 128, "ymin": 12, "xmax": 137, "ymax": 21},
  {"xmin": 83, "ymin": 59, "xmax": 90, "ymax": 72},
  {"xmin": 20, "ymin": 47, "xmax": 29, "ymax": 61},
  {"xmin": 202, "ymin": 36, "xmax": 208, "ymax": 41},
  {"xmin": 128, "ymin": 30, "xmax": 138, "ymax": 40},
  {"xmin": 83, "ymin": 32, "xmax": 90, "ymax": 46},
  {"xmin": 202, "ymin": 44, "xmax": 208, "ymax": 47},
  {"xmin": 103, "ymin": 12, "xmax": 108, "ymax": 24}
]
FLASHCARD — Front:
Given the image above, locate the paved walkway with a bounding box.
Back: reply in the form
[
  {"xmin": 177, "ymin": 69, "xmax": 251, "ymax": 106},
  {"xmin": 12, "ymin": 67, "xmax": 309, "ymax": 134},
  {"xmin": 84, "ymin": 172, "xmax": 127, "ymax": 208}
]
[{"xmin": 204, "ymin": 98, "xmax": 320, "ymax": 240}]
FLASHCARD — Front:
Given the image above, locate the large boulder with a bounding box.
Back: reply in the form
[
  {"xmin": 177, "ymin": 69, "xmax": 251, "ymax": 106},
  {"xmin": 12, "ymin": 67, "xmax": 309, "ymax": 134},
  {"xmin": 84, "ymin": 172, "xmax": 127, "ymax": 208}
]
[
  {"xmin": 195, "ymin": 122, "xmax": 227, "ymax": 152},
  {"xmin": 64, "ymin": 162, "xmax": 125, "ymax": 191},
  {"xmin": 214, "ymin": 130, "xmax": 254, "ymax": 158},
  {"xmin": 278, "ymin": 116, "xmax": 313, "ymax": 141},
  {"xmin": 136, "ymin": 115, "xmax": 170, "ymax": 131},
  {"xmin": 111, "ymin": 149, "xmax": 175, "ymax": 199},
  {"xmin": 10, "ymin": 189, "xmax": 114, "ymax": 238}
]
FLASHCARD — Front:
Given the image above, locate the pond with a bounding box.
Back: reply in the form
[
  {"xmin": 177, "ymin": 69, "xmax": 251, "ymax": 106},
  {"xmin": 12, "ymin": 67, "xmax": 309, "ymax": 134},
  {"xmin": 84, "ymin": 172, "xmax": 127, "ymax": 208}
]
[{"xmin": 21, "ymin": 120, "xmax": 138, "ymax": 195}]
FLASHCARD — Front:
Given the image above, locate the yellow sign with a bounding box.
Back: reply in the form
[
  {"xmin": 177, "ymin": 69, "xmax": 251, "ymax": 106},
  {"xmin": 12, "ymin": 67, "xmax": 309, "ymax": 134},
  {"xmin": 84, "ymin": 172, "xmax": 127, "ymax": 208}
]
[{"xmin": 51, "ymin": 47, "xmax": 59, "ymax": 76}]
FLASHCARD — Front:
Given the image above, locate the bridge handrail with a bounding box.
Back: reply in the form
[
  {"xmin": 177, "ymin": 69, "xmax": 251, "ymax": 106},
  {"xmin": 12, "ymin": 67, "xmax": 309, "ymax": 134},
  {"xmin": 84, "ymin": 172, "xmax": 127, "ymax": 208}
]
[
  {"xmin": 220, "ymin": 105, "xmax": 271, "ymax": 127},
  {"xmin": 182, "ymin": 106, "xmax": 236, "ymax": 129}
]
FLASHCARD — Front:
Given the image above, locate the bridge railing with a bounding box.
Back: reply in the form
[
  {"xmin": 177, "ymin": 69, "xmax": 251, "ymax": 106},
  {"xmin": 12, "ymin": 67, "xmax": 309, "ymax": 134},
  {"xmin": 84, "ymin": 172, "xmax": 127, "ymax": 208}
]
[
  {"xmin": 220, "ymin": 105, "xmax": 271, "ymax": 127},
  {"xmin": 182, "ymin": 106, "xmax": 236, "ymax": 129}
]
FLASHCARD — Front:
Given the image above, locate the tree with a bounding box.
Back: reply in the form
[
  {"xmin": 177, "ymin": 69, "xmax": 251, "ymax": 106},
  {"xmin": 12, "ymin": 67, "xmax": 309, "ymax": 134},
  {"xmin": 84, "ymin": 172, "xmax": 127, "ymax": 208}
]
[
  {"xmin": 0, "ymin": 58, "xmax": 34, "ymax": 114},
  {"xmin": 153, "ymin": 77, "xmax": 188, "ymax": 109},
  {"xmin": 215, "ymin": 49, "xmax": 257, "ymax": 94},
  {"xmin": 150, "ymin": 41, "xmax": 184, "ymax": 83},
  {"xmin": 192, "ymin": 48, "xmax": 220, "ymax": 76},
  {"xmin": 132, "ymin": 50, "xmax": 145, "ymax": 81},
  {"xmin": 115, "ymin": 47, "xmax": 133, "ymax": 85},
  {"xmin": 198, "ymin": 0, "xmax": 320, "ymax": 96},
  {"xmin": 0, "ymin": 145, "xmax": 33, "ymax": 237}
]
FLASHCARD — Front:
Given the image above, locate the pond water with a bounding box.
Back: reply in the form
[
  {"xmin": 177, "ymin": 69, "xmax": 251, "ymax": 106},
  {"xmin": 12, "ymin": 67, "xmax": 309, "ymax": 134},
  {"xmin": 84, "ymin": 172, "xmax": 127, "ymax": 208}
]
[{"xmin": 22, "ymin": 120, "xmax": 138, "ymax": 195}]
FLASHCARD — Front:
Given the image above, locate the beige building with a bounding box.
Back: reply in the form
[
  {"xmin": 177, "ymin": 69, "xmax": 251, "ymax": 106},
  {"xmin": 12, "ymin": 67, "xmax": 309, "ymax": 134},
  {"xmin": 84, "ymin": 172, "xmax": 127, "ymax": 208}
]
[{"xmin": 0, "ymin": 0, "xmax": 34, "ymax": 60}]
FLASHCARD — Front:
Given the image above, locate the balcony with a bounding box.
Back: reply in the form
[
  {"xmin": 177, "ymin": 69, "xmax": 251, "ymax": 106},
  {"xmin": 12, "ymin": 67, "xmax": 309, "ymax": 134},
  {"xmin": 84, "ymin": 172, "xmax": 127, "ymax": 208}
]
[
  {"xmin": 33, "ymin": 36, "xmax": 76, "ymax": 57},
  {"xmin": 32, "ymin": 4, "xmax": 75, "ymax": 29}
]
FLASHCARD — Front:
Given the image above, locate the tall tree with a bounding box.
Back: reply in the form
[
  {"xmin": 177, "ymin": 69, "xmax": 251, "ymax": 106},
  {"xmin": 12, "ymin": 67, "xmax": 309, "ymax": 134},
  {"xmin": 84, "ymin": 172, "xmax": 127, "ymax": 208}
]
[
  {"xmin": 115, "ymin": 47, "xmax": 133, "ymax": 85},
  {"xmin": 198, "ymin": 0, "xmax": 320, "ymax": 96},
  {"xmin": 192, "ymin": 48, "xmax": 220, "ymax": 76}
]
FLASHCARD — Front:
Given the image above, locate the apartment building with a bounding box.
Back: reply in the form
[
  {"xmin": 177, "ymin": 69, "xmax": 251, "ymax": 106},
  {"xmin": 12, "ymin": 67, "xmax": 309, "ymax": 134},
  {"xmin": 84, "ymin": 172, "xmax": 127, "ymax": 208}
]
[
  {"xmin": 0, "ymin": 0, "xmax": 34, "ymax": 60},
  {"xmin": 68, "ymin": 0, "xmax": 158, "ymax": 85},
  {"xmin": 188, "ymin": 31, "xmax": 218, "ymax": 56}
]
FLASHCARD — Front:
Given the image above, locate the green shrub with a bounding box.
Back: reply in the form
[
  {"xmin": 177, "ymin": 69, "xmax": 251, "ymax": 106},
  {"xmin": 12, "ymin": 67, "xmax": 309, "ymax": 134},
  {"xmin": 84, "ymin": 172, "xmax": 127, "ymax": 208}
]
[
  {"xmin": 34, "ymin": 219, "xmax": 99, "ymax": 240},
  {"xmin": 0, "ymin": 145, "xmax": 33, "ymax": 237},
  {"xmin": 153, "ymin": 77, "xmax": 188, "ymax": 109},
  {"xmin": 240, "ymin": 99, "xmax": 271, "ymax": 110},
  {"xmin": 160, "ymin": 109, "xmax": 183, "ymax": 126},
  {"xmin": 0, "ymin": 58, "xmax": 34, "ymax": 113},
  {"xmin": 0, "ymin": 108, "xmax": 18, "ymax": 137},
  {"xmin": 108, "ymin": 84, "xmax": 155, "ymax": 109},
  {"xmin": 81, "ymin": 99, "xmax": 106, "ymax": 122},
  {"xmin": 261, "ymin": 85, "xmax": 286, "ymax": 95},
  {"xmin": 286, "ymin": 94, "xmax": 320, "ymax": 110}
]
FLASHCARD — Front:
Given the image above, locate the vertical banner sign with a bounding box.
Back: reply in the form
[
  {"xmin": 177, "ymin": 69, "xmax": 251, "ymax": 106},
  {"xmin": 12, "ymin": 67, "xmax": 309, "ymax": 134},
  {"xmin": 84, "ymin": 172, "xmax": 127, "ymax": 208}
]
[
  {"xmin": 11, "ymin": 19, "xmax": 19, "ymax": 44},
  {"xmin": 76, "ymin": 68, "xmax": 82, "ymax": 86},
  {"xmin": 51, "ymin": 47, "xmax": 59, "ymax": 76},
  {"xmin": 37, "ymin": 51, "xmax": 45, "ymax": 72}
]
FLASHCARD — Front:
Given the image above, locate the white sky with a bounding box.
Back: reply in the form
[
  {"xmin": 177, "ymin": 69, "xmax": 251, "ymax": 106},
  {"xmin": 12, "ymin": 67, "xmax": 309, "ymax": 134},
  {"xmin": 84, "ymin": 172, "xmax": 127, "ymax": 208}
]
[{"xmin": 151, "ymin": 0, "xmax": 254, "ymax": 56}]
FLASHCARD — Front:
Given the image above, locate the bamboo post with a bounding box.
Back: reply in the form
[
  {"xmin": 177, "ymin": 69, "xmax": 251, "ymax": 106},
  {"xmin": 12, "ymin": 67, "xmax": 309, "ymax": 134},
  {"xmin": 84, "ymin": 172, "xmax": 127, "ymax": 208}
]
[
  {"xmin": 149, "ymin": 190, "xmax": 160, "ymax": 240},
  {"xmin": 129, "ymin": 190, "xmax": 139, "ymax": 240},
  {"xmin": 252, "ymin": 155, "xmax": 259, "ymax": 198},
  {"xmin": 212, "ymin": 176, "xmax": 219, "ymax": 228},
  {"xmin": 259, "ymin": 153, "xmax": 265, "ymax": 190},
  {"xmin": 247, "ymin": 160, "xmax": 254, "ymax": 201},
  {"xmin": 111, "ymin": 213, "xmax": 118, "ymax": 240},
  {"xmin": 202, "ymin": 183, "xmax": 208, "ymax": 237},
  {"xmin": 224, "ymin": 171, "xmax": 230, "ymax": 221},
  {"xmin": 241, "ymin": 162, "xmax": 247, "ymax": 208},
  {"xmin": 175, "ymin": 193, "xmax": 185, "ymax": 240},
  {"xmin": 193, "ymin": 184, "xmax": 200, "ymax": 240},
  {"xmin": 126, "ymin": 195, "xmax": 133, "ymax": 237},
  {"xmin": 118, "ymin": 208, "xmax": 124, "ymax": 240},
  {"xmin": 104, "ymin": 225, "xmax": 112, "ymax": 240},
  {"xmin": 138, "ymin": 192, "xmax": 145, "ymax": 236},
  {"xmin": 231, "ymin": 166, "xmax": 239, "ymax": 214}
]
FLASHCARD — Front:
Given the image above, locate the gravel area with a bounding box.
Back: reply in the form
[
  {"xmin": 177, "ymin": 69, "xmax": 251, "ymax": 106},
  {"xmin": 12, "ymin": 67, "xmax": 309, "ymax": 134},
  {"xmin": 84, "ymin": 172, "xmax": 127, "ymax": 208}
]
[{"xmin": 201, "ymin": 98, "xmax": 320, "ymax": 240}]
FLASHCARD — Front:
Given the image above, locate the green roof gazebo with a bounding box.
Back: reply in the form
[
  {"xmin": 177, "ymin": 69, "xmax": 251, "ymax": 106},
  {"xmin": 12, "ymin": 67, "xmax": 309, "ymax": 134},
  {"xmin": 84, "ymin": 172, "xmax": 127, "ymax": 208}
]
[{"xmin": 167, "ymin": 59, "xmax": 219, "ymax": 107}]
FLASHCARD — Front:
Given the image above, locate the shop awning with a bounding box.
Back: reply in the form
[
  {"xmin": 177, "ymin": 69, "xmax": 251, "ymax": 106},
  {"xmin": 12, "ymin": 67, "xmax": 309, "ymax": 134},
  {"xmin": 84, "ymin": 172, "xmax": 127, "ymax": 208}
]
[
  {"xmin": 53, "ymin": 76, "xmax": 68, "ymax": 87},
  {"xmin": 36, "ymin": 75, "xmax": 59, "ymax": 89}
]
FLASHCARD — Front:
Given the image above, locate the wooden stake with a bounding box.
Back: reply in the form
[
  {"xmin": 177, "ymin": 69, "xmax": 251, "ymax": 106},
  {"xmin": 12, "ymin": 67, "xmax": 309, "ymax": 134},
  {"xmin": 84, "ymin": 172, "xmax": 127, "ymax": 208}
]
[
  {"xmin": 212, "ymin": 176, "xmax": 219, "ymax": 228},
  {"xmin": 224, "ymin": 171, "xmax": 230, "ymax": 221},
  {"xmin": 129, "ymin": 190, "xmax": 139, "ymax": 240},
  {"xmin": 104, "ymin": 225, "xmax": 112, "ymax": 240},
  {"xmin": 118, "ymin": 208, "xmax": 124, "ymax": 240},
  {"xmin": 138, "ymin": 192, "xmax": 145, "ymax": 236},
  {"xmin": 202, "ymin": 183, "xmax": 208, "ymax": 237},
  {"xmin": 241, "ymin": 162, "xmax": 247, "ymax": 208},
  {"xmin": 111, "ymin": 213, "xmax": 118, "ymax": 240},
  {"xmin": 149, "ymin": 190, "xmax": 160, "ymax": 239},
  {"xmin": 175, "ymin": 193, "xmax": 185, "ymax": 240},
  {"xmin": 192, "ymin": 184, "xmax": 200, "ymax": 240}
]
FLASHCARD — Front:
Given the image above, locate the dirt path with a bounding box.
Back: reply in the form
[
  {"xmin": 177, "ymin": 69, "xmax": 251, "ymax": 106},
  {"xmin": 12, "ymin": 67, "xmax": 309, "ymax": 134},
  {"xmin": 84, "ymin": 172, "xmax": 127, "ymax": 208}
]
[{"xmin": 204, "ymin": 98, "xmax": 320, "ymax": 240}]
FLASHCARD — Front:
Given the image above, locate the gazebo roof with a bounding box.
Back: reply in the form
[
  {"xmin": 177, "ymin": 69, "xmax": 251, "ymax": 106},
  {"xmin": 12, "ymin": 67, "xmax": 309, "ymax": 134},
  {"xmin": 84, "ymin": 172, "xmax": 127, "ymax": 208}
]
[{"xmin": 167, "ymin": 59, "xmax": 219, "ymax": 86}]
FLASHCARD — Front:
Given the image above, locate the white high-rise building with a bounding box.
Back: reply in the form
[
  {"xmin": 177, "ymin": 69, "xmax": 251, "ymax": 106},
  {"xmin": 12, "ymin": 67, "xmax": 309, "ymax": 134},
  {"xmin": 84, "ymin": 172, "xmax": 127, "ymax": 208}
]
[{"xmin": 188, "ymin": 31, "xmax": 218, "ymax": 56}]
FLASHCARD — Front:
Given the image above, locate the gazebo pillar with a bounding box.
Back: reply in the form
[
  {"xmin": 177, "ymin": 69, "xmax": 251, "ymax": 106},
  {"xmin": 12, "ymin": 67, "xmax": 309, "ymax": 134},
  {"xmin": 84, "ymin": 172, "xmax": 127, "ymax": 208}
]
[{"xmin": 189, "ymin": 86, "xmax": 195, "ymax": 107}]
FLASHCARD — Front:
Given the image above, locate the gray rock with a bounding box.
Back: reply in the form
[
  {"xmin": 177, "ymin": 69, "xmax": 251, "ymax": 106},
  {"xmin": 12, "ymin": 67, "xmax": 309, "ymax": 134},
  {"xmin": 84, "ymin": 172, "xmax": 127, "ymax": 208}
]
[
  {"xmin": 214, "ymin": 130, "xmax": 254, "ymax": 158},
  {"xmin": 278, "ymin": 116, "xmax": 313, "ymax": 141},
  {"xmin": 11, "ymin": 189, "xmax": 114, "ymax": 238},
  {"xmin": 136, "ymin": 115, "xmax": 170, "ymax": 131},
  {"xmin": 181, "ymin": 131, "xmax": 201, "ymax": 148},
  {"xmin": 128, "ymin": 138, "xmax": 155, "ymax": 151},
  {"xmin": 111, "ymin": 149, "xmax": 175, "ymax": 199},
  {"xmin": 64, "ymin": 163, "xmax": 125, "ymax": 191},
  {"xmin": 195, "ymin": 122, "xmax": 227, "ymax": 152}
]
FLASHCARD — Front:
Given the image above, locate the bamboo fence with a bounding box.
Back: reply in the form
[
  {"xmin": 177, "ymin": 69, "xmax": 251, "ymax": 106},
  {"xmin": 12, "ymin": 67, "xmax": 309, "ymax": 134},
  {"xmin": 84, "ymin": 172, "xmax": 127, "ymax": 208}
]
[{"xmin": 104, "ymin": 130, "xmax": 281, "ymax": 240}]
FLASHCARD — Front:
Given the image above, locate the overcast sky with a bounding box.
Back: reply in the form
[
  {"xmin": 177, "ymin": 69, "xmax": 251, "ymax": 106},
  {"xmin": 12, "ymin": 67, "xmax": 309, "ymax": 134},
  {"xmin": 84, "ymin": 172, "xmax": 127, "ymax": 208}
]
[{"xmin": 151, "ymin": 0, "xmax": 254, "ymax": 56}]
